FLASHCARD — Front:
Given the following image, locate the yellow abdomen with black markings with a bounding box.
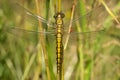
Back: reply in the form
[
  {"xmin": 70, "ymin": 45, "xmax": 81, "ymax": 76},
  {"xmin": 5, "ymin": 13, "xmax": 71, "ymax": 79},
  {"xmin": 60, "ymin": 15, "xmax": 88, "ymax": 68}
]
[{"xmin": 54, "ymin": 12, "xmax": 65, "ymax": 74}]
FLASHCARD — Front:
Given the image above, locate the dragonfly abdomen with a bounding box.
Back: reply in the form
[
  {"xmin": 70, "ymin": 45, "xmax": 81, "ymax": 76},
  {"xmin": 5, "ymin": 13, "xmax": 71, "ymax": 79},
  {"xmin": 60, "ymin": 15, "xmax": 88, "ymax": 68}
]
[
  {"xmin": 56, "ymin": 24, "xmax": 64, "ymax": 74},
  {"xmin": 56, "ymin": 32, "xmax": 63, "ymax": 73},
  {"xmin": 54, "ymin": 12, "xmax": 65, "ymax": 74}
]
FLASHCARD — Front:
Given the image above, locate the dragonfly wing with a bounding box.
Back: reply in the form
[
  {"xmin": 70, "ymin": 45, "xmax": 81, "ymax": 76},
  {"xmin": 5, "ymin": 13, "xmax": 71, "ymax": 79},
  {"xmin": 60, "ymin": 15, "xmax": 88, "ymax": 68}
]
[
  {"xmin": 7, "ymin": 3, "xmax": 56, "ymax": 43},
  {"xmin": 63, "ymin": 28, "xmax": 105, "ymax": 50},
  {"xmin": 9, "ymin": 27, "xmax": 54, "ymax": 34},
  {"xmin": 12, "ymin": 3, "xmax": 54, "ymax": 28},
  {"xmin": 64, "ymin": 0, "xmax": 117, "ymax": 32},
  {"xmin": 62, "ymin": 0, "xmax": 117, "ymax": 50},
  {"xmin": 7, "ymin": 27, "xmax": 55, "ymax": 43},
  {"xmin": 65, "ymin": 6, "xmax": 107, "ymax": 31}
]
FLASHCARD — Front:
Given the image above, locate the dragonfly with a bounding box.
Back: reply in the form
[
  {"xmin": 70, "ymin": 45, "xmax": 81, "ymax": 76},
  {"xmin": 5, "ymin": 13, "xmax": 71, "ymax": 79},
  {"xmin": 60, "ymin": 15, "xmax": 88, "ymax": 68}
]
[{"xmin": 6, "ymin": 0, "xmax": 113, "ymax": 79}]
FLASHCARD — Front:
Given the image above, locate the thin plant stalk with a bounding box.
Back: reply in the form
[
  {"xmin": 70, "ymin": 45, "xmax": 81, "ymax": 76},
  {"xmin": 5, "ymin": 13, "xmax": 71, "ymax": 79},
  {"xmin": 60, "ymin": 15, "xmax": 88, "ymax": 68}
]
[
  {"xmin": 64, "ymin": 0, "xmax": 76, "ymax": 50},
  {"xmin": 100, "ymin": 0, "xmax": 120, "ymax": 24},
  {"xmin": 34, "ymin": 0, "xmax": 51, "ymax": 80},
  {"xmin": 76, "ymin": 0, "xmax": 87, "ymax": 80},
  {"xmin": 75, "ymin": 20, "xmax": 84, "ymax": 80},
  {"xmin": 58, "ymin": 0, "xmax": 61, "ymax": 12},
  {"xmin": 21, "ymin": 53, "xmax": 36, "ymax": 80}
]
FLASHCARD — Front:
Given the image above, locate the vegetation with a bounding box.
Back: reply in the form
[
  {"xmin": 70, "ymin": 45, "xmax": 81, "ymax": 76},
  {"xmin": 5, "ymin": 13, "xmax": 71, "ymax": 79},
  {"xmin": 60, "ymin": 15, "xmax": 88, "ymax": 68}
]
[{"xmin": 0, "ymin": 0, "xmax": 120, "ymax": 80}]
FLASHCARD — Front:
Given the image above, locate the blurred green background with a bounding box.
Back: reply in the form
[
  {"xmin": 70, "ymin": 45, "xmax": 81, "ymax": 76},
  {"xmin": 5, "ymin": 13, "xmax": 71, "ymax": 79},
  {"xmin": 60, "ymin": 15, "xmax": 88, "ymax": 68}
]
[{"xmin": 0, "ymin": 0, "xmax": 120, "ymax": 80}]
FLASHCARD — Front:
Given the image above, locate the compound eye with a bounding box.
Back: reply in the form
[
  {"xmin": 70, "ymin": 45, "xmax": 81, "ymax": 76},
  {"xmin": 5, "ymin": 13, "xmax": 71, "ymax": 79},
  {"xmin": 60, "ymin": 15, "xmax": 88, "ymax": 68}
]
[
  {"xmin": 61, "ymin": 13, "xmax": 65, "ymax": 18},
  {"xmin": 54, "ymin": 13, "xmax": 57, "ymax": 19},
  {"xmin": 53, "ymin": 13, "xmax": 58, "ymax": 19}
]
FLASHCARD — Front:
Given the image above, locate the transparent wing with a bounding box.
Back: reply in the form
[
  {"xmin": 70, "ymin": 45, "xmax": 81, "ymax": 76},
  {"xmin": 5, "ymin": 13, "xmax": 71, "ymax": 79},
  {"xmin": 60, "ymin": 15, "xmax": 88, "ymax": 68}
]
[
  {"xmin": 62, "ymin": 0, "xmax": 118, "ymax": 32},
  {"xmin": 63, "ymin": 28, "xmax": 105, "ymax": 50},
  {"xmin": 12, "ymin": 3, "xmax": 54, "ymax": 28},
  {"xmin": 64, "ymin": 5, "xmax": 107, "ymax": 31},
  {"xmin": 61, "ymin": 0, "xmax": 117, "ymax": 49},
  {"xmin": 8, "ymin": 3, "xmax": 56, "ymax": 43},
  {"xmin": 7, "ymin": 27, "xmax": 55, "ymax": 43}
]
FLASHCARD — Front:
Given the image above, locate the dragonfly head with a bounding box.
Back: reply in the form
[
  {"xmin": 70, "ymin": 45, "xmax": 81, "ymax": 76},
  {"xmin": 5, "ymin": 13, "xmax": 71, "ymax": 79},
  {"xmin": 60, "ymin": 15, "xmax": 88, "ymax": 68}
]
[{"xmin": 54, "ymin": 12, "xmax": 65, "ymax": 19}]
